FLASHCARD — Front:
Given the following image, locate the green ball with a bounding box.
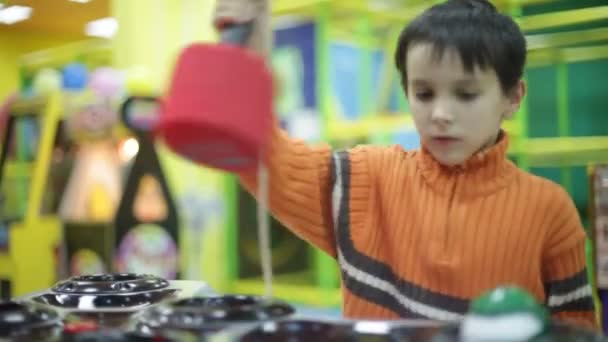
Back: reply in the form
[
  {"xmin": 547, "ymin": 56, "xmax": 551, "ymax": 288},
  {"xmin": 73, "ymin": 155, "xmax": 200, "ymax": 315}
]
[
  {"xmin": 461, "ymin": 286, "xmax": 551, "ymax": 341},
  {"xmin": 33, "ymin": 68, "xmax": 62, "ymax": 95},
  {"xmin": 471, "ymin": 286, "xmax": 549, "ymax": 322}
]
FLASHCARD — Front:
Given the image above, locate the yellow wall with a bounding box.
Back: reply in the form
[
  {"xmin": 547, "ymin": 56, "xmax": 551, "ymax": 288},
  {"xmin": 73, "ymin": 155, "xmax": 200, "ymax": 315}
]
[
  {"xmin": 0, "ymin": 31, "xmax": 83, "ymax": 101},
  {"xmin": 111, "ymin": 0, "xmax": 217, "ymax": 93}
]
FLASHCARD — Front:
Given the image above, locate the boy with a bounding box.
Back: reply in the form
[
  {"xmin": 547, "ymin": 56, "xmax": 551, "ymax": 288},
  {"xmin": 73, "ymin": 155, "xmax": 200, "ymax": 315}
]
[{"xmin": 213, "ymin": 0, "xmax": 596, "ymax": 328}]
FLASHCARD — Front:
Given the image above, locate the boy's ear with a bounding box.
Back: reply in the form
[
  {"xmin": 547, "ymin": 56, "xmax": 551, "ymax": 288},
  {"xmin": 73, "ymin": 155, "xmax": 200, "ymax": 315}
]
[{"xmin": 504, "ymin": 80, "xmax": 526, "ymax": 119}]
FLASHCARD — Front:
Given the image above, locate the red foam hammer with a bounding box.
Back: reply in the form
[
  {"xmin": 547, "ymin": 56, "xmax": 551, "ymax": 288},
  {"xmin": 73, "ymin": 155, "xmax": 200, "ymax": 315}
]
[{"xmin": 157, "ymin": 41, "xmax": 273, "ymax": 172}]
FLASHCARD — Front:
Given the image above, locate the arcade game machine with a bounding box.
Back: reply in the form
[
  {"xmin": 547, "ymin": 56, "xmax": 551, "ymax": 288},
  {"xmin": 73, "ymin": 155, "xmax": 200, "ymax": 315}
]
[
  {"xmin": 113, "ymin": 96, "xmax": 180, "ymax": 280},
  {"xmin": 14, "ymin": 40, "xmax": 127, "ymax": 279},
  {"xmin": 0, "ymin": 92, "xmax": 65, "ymax": 299},
  {"xmin": 58, "ymin": 89, "xmax": 126, "ymax": 277}
]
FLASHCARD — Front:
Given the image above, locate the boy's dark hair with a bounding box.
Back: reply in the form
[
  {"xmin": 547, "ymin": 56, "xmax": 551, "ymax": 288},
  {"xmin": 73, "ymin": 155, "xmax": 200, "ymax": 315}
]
[{"xmin": 394, "ymin": 0, "xmax": 526, "ymax": 94}]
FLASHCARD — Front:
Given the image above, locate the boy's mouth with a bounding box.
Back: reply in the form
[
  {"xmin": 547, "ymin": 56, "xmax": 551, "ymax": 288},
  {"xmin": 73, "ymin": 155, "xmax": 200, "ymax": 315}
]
[{"xmin": 431, "ymin": 136, "xmax": 460, "ymax": 147}]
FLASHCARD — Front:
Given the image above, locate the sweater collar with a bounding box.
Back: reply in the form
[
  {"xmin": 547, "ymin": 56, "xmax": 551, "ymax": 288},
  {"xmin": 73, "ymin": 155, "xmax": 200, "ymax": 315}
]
[{"xmin": 416, "ymin": 130, "xmax": 517, "ymax": 197}]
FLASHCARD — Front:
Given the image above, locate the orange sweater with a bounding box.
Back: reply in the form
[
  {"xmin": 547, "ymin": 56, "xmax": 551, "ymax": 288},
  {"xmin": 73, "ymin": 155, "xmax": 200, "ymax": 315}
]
[{"xmin": 239, "ymin": 126, "xmax": 596, "ymax": 329}]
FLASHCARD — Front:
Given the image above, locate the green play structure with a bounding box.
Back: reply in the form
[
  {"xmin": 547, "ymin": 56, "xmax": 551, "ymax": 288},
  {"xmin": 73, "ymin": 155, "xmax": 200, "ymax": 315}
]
[{"xmin": 218, "ymin": 0, "xmax": 608, "ymax": 318}]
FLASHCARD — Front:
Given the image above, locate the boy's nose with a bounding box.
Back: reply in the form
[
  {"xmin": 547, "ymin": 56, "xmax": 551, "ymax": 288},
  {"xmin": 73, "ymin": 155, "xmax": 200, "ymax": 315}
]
[{"xmin": 431, "ymin": 104, "xmax": 454, "ymax": 125}]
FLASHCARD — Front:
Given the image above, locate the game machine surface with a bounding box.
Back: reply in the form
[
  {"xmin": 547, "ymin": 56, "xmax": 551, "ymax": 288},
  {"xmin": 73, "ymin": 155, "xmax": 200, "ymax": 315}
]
[
  {"xmin": 113, "ymin": 96, "xmax": 181, "ymax": 281},
  {"xmin": 0, "ymin": 92, "xmax": 64, "ymax": 300},
  {"xmin": 2, "ymin": 278, "xmax": 605, "ymax": 341}
]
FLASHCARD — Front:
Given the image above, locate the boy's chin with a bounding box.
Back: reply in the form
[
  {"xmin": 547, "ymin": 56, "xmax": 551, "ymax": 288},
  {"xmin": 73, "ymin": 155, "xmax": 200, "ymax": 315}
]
[{"xmin": 430, "ymin": 150, "xmax": 471, "ymax": 167}]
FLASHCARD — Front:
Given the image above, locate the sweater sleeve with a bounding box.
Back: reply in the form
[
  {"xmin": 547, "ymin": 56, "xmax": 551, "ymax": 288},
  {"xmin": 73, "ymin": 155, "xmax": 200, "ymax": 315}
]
[
  {"xmin": 542, "ymin": 187, "xmax": 597, "ymax": 330},
  {"xmin": 238, "ymin": 124, "xmax": 336, "ymax": 257}
]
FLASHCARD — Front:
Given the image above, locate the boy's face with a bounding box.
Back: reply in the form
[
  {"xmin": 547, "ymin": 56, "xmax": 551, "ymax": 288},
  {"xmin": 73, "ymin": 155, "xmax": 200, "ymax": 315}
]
[{"xmin": 406, "ymin": 43, "xmax": 524, "ymax": 166}]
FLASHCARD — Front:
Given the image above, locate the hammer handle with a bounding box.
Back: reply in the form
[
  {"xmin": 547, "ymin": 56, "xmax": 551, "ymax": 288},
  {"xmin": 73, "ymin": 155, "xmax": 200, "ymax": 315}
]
[{"xmin": 219, "ymin": 21, "xmax": 253, "ymax": 46}]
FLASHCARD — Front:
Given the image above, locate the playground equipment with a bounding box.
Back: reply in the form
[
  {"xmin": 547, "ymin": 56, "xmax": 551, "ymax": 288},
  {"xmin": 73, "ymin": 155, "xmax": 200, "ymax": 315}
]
[{"xmin": 0, "ymin": 92, "xmax": 65, "ymax": 299}]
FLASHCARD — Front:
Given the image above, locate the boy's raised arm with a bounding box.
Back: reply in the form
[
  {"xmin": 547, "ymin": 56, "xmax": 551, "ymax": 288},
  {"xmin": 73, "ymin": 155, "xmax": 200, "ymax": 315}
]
[{"xmin": 215, "ymin": 0, "xmax": 337, "ymax": 255}]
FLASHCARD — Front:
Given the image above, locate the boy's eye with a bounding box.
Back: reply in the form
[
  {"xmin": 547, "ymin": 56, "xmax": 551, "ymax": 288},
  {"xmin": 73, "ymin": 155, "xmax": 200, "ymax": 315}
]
[
  {"xmin": 415, "ymin": 91, "xmax": 434, "ymax": 102},
  {"xmin": 456, "ymin": 91, "xmax": 478, "ymax": 101}
]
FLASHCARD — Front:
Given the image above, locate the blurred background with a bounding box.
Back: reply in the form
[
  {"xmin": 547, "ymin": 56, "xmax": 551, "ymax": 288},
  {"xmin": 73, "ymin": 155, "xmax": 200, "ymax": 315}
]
[{"xmin": 0, "ymin": 0, "xmax": 607, "ymax": 327}]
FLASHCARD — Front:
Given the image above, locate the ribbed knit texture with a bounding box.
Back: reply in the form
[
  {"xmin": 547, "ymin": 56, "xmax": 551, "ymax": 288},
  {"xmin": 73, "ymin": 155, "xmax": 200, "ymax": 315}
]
[{"xmin": 239, "ymin": 127, "xmax": 597, "ymax": 330}]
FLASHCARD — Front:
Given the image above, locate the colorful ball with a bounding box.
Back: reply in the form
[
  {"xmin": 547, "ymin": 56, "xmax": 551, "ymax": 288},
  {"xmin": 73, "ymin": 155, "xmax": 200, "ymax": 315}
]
[
  {"xmin": 89, "ymin": 67, "xmax": 125, "ymax": 98},
  {"xmin": 115, "ymin": 224, "xmax": 178, "ymax": 279},
  {"xmin": 62, "ymin": 63, "xmax": 88, "ymax": 90}
]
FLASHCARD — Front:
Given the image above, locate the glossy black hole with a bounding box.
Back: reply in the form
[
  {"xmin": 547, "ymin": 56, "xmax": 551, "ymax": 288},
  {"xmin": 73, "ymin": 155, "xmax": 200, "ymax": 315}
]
[
  {"xmin": 0, "ymin": 301, "xmax": 61, "ymax": 339},
  {"xmin": 172, "ymin": 297, "xmax": 207, "ymax": 307},
  {"xmin": 240, "ymin": 321, "xmax": 357, "ymax": 342},
  {"xmin": 220, "ymin": 308, "xmax": 263, "ymax": 322},
  {"xmin": 93, "ymin": 296, "xmax": 128, "ymax": 308},
  {"xmin": 266, "ymin": 304, "xmax": 294, "ymax": 316},
  {"xmin": 173, "ymin": 295, "xmax": 258, "ymax": 309},
  {"xmin": 111, "ymin": 273, "xmax": 143, "ymax": 281},
  {"xmin": 56, "ymin": 283, "xmax": 76, "ymax": 292},
  {"xmin": 110, "ymin": 283, "xmax": 137, "ymax": 292},
  {"xmin": 211, "ymin": 295, "xmax": 257, "ymax": 307},
  {"xmin": 73, "ymin": 273, "xmax": 141, "ymax": 282},
  {"xmin": 0, "ymin": 301, "xmax": 23, "ymax": 312},
  {"xmin": 390, "ymin": 325, "xmax": 446, "ymax": 340}
]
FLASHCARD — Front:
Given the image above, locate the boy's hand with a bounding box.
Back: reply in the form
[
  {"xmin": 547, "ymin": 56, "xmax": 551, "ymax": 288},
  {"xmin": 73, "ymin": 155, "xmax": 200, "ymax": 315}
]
[{"xmin": 214, "ymin": 0, "xmax": 271, "ymax": 58}]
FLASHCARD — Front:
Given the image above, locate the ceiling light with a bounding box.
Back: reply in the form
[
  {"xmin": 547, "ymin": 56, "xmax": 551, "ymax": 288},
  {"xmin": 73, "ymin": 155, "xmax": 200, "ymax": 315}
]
[
  {"xmin": 85, "ymin": 17, "xmax": 118, "ymax": 38},
  {"xmin": 70, "ymin": 0, "xmax": 92, "ymax": 3},
  {"xmin": 0, "ymin": 5, "xmax": 32, "ymax": 25}
]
